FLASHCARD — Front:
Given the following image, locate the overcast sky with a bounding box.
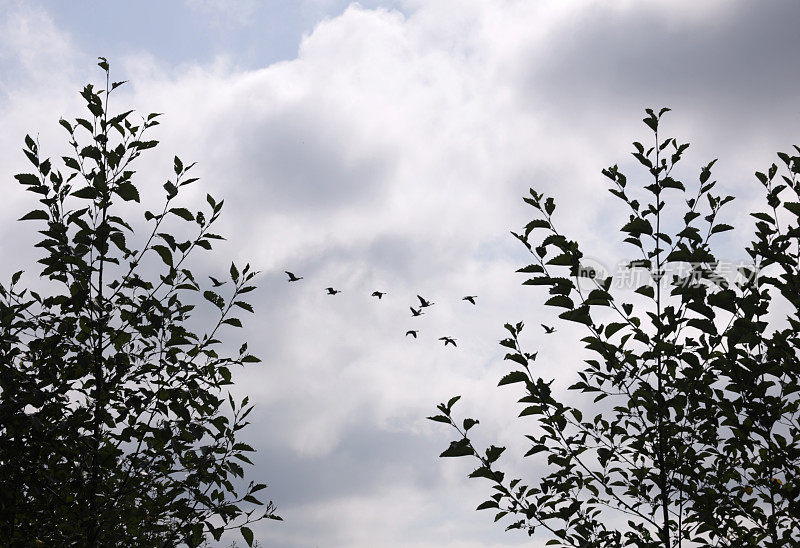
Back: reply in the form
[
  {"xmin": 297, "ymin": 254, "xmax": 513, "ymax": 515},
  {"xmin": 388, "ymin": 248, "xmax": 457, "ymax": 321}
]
[{"xmin": 2, "ymin": 1, "xmax": 800, "ymax": 546}]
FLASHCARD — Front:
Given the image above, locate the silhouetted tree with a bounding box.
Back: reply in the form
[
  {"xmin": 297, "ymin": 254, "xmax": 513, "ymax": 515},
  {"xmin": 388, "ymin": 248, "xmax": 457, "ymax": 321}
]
[
  {"xmin": 433, "ymin": 109, "xmax": 800, "ymax": 547},
  {"xmin": 0, "ymin": 58, "xmax": 279, "ymax": 547}
]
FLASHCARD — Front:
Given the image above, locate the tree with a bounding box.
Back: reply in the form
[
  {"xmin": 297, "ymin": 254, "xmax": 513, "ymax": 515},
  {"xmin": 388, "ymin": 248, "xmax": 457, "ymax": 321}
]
[
  {"xmin": 0, "ymin": 58, "xmax": 279, "ymax": 547},
  {"xmin": 432, "ymin": 109, "xmax": 800, "ymax": 547}
]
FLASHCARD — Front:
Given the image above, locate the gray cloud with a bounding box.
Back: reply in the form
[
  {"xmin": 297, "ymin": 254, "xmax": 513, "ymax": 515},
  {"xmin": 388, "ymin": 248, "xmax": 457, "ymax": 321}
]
[
  {"xmin": 528, "ymin": 1, "xmax": 800, "ymax": 140},
  {"xmin": 220, "ymin": 105, "xmax": 397, "ymax": 212},
  {"xmin": 3, "ymin": 1, "xmax": 800, "ymax": 546}
]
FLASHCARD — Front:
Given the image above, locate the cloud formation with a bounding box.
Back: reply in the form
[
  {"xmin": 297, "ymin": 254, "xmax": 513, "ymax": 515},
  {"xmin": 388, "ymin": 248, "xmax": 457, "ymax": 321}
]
[{"xmin": 2, "ymin": 1, "xmax": 800, "ymax": 546}]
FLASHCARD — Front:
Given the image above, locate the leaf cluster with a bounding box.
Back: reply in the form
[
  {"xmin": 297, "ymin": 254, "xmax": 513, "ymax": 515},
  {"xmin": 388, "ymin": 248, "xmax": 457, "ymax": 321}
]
[
  {"xmin": 433, "ymin": 109, "xmax": 800, "ymax": 547},
  {"xmin": 0, "ymin": 59, "xmax": 278, "ymax": 547}
]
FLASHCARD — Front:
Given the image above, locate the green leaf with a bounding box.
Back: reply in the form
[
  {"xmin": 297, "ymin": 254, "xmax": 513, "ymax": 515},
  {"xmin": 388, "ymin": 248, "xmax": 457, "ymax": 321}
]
[
  {"xmin": 517, "ymin": 264, "xmax": 545, "ymax": 274},
  {"xmin": 783, "ymin": 202, "xmax": 800, "ymax": 216},
  {"xmin": 499, "ymin": 338, "xmax": 516, "ymax": 350},
  {"xmin": 524, "ymin": 445, "xmax": 548, "ymax": 457},
  {"xmin": 152, "ymin": 245, "xmax": 173, "ymax": 266},
  {"xmin": 546, "ymin": 254, "xmax": 574, "ymax": 267},
  {"xmin": 243, "ymin": 494, "xmax": 262, "ymax": 505},
  {"xmin": 544, "ymin": 197, "xmax": 555, "ymax": 215},
  {"xmin": 234, "ymin": 301, "xmax": 254, "ymax": 313},
  {"xmin": 174, "ymin": 155, "xmax": 184, "ymax": 175},
  {"xmin": 163, "ymin": 180, "xmax": 178, "ymax": 198},
  {"xmin": 559, "ymin": 305, "xmax": 591, "ymax": 326},
  {"xmin": 115, "ymin": 182, "xmax": 140, "ymax": 202},
  {"xmin": 519, "ymin": 406, "xmax": 540, "ymax": 417},
  {"xmin": 63, "ymin": 156, "xmax": 80, "ymax": 170},
  {"xmin": 241, "ymin": 526, "xmax": 254, "ymax": 547},
  {"xmin": 687, "ymin": 318, "xmax": 717, "ymax": 334},
  {"xmin": 169, "ymin": 207, "xmax": 194, "ymax": 221},
  {"xmin": 498, "ymin": 371, "xmax": 528, "ymax": 386},
  {"xmin": 708, "ymin": 289, "xmax": 736, "ymax": 313},
  {"xmin": 427, "ymin": 415, "xmax": 451, "ymax": 424},
  {"xmin": 545, "ymin": 295, "xmax": 574, "ymax": 308},
  {"xmin": 476, "ymin": 500, "xmax": 499, "ymax": 510},
  {"xmin": 72, "ymin": 186, "xmax": 97, "ymax": 199},
  {"xmin": 524, "ymin": 219, "xmax": 550, "ymax": 233},
  {"xmin": 485, "ymin": 445, "xmax": 505, "ymax": 463},
  {"xmin": 111, "ymin": 330, "xmax": 132, "ymax": 351},
  {"xmin": 700, "ymin": 161, "xmax": 716, "ymax": 183},
  {"xmin": 134, "ymin": 139, "xmax": 159, "ymax": 151},
  {"xmin": 642, "ymin": 113, "xmax": 658, "ymax": 132},
  {"xmin": 605, "ymin": 322, "xmax": 627, "ymax": 338},
  {"xmin": 504, "ymin": 353, "xmax": 528, "ymax": 366},
  {"xmin": 621, "ymin": 217, "xmax": 653, "ymax": 236},
  {"xmin": 18, "ymin": 210, "xmax": 49, "ymax": 221},
  {"xmin": 469, "ymin": 466, "xmax": 495, "ymax": 480},
  {"xmin": 75, "ymin": 117, "xmax": 92, "ymax": 132},
  {"xmin": 711, "ymin": 223, "xmax": 734, "ymax": 235},
  {"xmin": 662, "ymin": 177, "xmax": 685, "ymax": 191},
  {"xmin": 750, "ymin": 212, "xmax": 775, "ymax": 223},
  {"xmin": 204, "ymin": 290, "xmax": 224, "ymax": 310},
  {"xmin": 440, "ymin": 439, "xmax": 473, "ymax": 458},
  {"xmin": 635, "ymin": 285, "xmax": 655, "ymax": 298},
  {"xmin": 14, "ymin": 173, "xmax": 40, "ymax": 186},
  {"xmin": 79, "ymin": 145, "xmax": 101, "ymax": 161}
]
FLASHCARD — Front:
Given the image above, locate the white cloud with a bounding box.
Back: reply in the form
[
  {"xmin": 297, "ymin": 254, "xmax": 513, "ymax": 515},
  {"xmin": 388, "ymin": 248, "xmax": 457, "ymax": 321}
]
[
  {"xmin": 0, "ymin": 1, "xmax": 89, "ymax": 278},
  {"xmin": 2, "ymin": 1, "xmax": 799, "ymax": 546},
  {"xmin": 0, "ymin": 1, "xmax": 78, "ymax": 89}
]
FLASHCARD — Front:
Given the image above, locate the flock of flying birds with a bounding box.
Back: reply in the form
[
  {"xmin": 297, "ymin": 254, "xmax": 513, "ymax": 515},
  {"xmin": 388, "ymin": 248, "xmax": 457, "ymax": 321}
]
[{"xmin": 284, "ymin": 271, "xmax": 558, "ymax": 346}]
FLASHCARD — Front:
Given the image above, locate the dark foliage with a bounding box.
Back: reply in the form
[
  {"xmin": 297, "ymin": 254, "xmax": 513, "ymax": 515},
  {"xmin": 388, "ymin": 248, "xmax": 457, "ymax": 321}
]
[
  {"xmin": 433, "ymin": 109, "xmax": 800, "ymax": 547},
  {"xmin": 0, "ymin": 59, "xmax": 278, "ymax": 547}
]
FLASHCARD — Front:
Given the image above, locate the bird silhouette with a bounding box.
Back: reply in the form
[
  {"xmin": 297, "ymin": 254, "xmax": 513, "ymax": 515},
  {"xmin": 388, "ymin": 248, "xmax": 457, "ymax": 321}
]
[
  {"xmin": 439, "ymin": 336, "xmax": 457, "ymax": 347},
  {"xmin": 462, "ymin": 295, "xmax": 477, "ymax": 305},
  {"xmin": 410, "ymin": 306, "xmax": 424, "ymax": 317},
  {"xmin": 405, "ymin": 330, "xmax": 418, "ymax": 338},
  {"xmin": 541, "ymin": 324, "xmax": 556, "ymax": 334},
  {"xmin": 285, "ymin": 271, "xmax": 303, "ymax": 282},
  {"xmin": 325, "ymin": 287, "xmax": 341, "ymax": 295},
  {"xmin": 371, "ymin": 291, "xmax": 386, "ymax": 299},
  {"xmin": 209, "ymin": 276, "xmax": 226, "ymax": 287},
  {"xmin": 417, "ymin": 295, "xmax": 434, "ymax": 307}
]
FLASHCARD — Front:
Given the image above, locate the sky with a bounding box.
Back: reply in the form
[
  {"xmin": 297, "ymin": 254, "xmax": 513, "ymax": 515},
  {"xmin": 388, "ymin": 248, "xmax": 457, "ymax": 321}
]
[{"xmin": 1, "ymin": 1, "xmax": 800, "ymax": 546}]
